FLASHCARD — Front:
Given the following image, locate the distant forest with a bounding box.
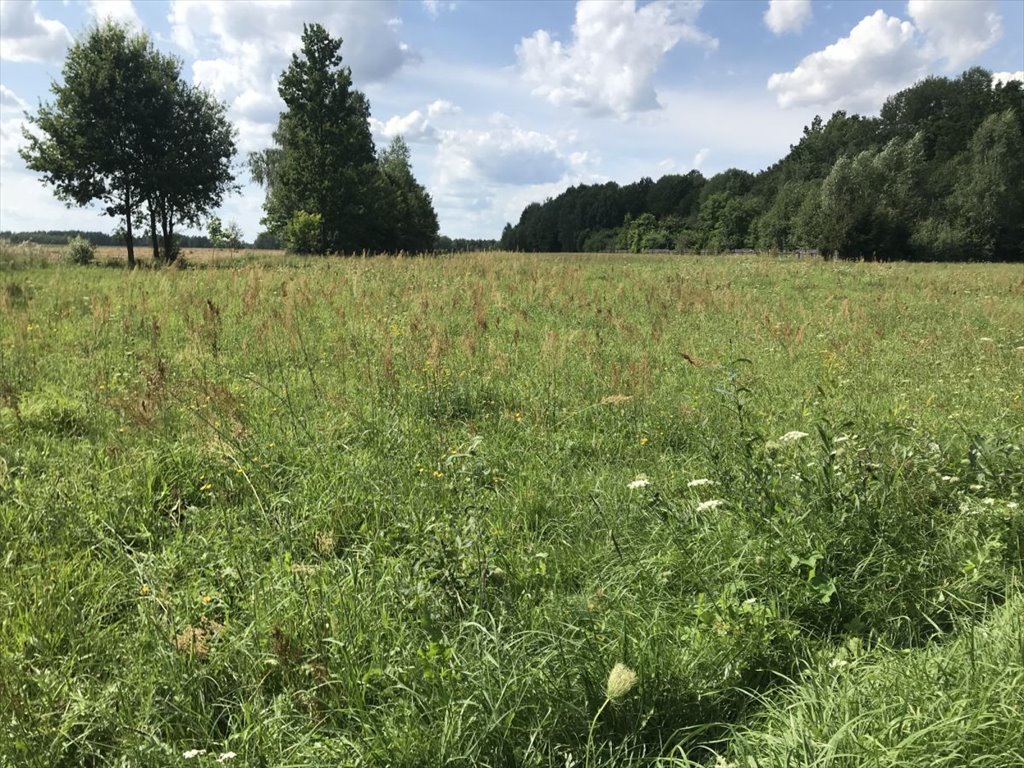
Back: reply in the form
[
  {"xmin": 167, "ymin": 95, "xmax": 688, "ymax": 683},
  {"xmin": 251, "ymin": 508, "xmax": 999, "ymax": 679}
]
[
  {"xmin": 500, "ymin": 68, "xmax": 1023, "ymax": 262},
  {"xmin": 0, "ymin": 230, "xmax": 222, "ymax": 248}
]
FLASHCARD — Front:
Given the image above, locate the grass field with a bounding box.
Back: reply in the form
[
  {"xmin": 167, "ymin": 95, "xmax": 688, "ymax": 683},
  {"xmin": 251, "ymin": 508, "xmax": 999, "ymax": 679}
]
[{"xmin": 1, "ymin": 250, "xmax": 1022, "ymax": 767}]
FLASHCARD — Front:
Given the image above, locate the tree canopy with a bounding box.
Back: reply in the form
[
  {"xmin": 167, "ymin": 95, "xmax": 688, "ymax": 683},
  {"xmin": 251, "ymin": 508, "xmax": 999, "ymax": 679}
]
[{"xmin": 20, "ymin": 22, "xmax": 236, "ymax": 266}]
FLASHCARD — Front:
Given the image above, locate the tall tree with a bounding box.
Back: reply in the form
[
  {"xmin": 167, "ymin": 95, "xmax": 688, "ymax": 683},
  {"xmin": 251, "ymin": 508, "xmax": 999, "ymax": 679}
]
[
  {"xmin": 147, "ymin": 81, "xmax": 237, "ymax": 262},
  {"xmin": 378, "ymin": 136, "xmax": 439, "ymax": 253},
  {"xmin": 20, "ymin": 23, "xmax": 172, "ymax": 266},
  {"xmin": 250, "ymin": 23, "xmax": 377, "ymax": 254}
]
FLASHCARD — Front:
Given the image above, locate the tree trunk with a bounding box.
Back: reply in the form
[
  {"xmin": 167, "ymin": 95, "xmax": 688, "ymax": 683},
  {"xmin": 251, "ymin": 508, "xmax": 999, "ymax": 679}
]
[
  {"xmin": 159, "ymin": 207, "xmax": 176, "ymax": 264},
  {"xmin": 125, "ymin": 187, "xmax": 136, "ymax": 268},
  {"xmin": 149, "ymin": 202, "xmax": 160, "ymax": 263}
]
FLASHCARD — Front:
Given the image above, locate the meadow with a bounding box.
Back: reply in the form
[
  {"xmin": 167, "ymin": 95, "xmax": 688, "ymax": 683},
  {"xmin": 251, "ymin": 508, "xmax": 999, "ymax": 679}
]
[{"xmin": 1, "ymin": 249, "xmax": 1022, "ymax": 767}]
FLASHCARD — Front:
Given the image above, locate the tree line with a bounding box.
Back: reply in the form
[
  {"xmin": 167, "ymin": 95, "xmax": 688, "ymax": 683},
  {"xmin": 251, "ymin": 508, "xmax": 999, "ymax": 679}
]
[
  {"xmin": 20, "ymin": 22, "xmax": 439, "ymax": 263},
  {"xmin": 500, "ymin": 68, "xmax": 1023, "ymax": 262}
]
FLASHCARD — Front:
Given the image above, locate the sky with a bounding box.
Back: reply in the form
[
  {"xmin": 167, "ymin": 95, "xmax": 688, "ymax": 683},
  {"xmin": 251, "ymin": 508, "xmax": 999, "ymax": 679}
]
[{"xmin": 1, "ymin": 0, "xmax": 1022, "ymax": 241}]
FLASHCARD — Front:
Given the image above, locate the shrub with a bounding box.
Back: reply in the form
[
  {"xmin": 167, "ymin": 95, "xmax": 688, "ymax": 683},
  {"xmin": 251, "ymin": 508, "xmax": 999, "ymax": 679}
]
[
  {"xmin": 284, "ymin": 210, "xmax": 322, "ymax": 254},
  {"xmin": 64, "ymin": 235, "xmax": 95, "ymax": 265}
]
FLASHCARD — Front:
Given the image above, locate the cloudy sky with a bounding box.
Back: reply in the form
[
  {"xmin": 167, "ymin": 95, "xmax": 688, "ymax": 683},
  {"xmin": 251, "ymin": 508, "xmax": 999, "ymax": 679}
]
[{"xmin": 1, "ymin": 0, "xmax": 1022, "ymax": 240}]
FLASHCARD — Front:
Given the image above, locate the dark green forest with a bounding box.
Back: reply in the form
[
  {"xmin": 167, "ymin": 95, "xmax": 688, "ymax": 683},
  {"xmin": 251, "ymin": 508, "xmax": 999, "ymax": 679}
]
[{"xmin": 500, "ymin": 69, "xmax": 1023, "ymax": 261}]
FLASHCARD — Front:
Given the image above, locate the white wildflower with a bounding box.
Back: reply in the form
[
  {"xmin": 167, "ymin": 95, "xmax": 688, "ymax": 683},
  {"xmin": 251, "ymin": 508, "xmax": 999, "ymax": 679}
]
[
  {"xmin": 941, "ymin": 475, "xmax": 958, "ymax": 482},
  {"xmin": 627, "ymin": 474, "xmax": 651, "ymax": 490},
  {"xmin": 969, "ymin": 484, "xmax": 984, "ymax": 491},
  {"xmin": 687, "ymin": 478, "xmax": 714, "ymax": 487},
  {"xmin": 696, "ymin": 499, "xmax": 726, "ymax": 513},
  {"xmin": 829, "ymin": 657, "xmax": 850, "ymax": 669},
  {"xmin": 1008, "ymin": 502, "xmax": 1019, "ymax": 510},
  {"xmin": 606, "ymin": 662, "xmax": 638, "ymax": 700},
  {"xmin": 982, "ymin": 498, "xmax": 996, "ymax": 506},
  {"xmin": 778, "ymin": 430, "xmax": 809, "ymax": 444},
  {"xmin": 217, "ymin": 754, "xmax": 238, "ymax": 763},
  {"xmin": 183, "ymin": 750, "xmax": 207, "ymax": 759}
]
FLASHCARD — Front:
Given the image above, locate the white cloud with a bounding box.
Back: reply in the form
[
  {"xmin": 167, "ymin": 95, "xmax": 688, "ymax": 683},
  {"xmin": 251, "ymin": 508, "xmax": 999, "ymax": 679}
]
[
  {"xmin": 908, "ymin": 0, "xmax": 1002, "ymax": 68},
  {"xmin": 517, "ymin": 0, "xmax": 718, "ymax": 118},
  {"xmin": 427, "ymin": 99, "xmax": 460, "ymax": 118},
  {"xmin": 422, "ymin": 0, "xmax": 457, "ymax": 17},
  {"xmin": 370, "ymin": 99, "xmax": 463, "ymax": 146},
  {"xmin": 691, "ymin": 147, "xmax": 709, "ymax": 170},
  {"xmin": 87, "ymin": 0, "xmax": 142, "ymax": 29},
  {"xmin": 0, "ymin": 0, "xmax": 72, "ymax": 63},
  {"xmin": 768, "ymin": 2, "xmax": 1006, "ymax": 111},
  {"xmin": 763, "ymin": 0, "xmax": 811, "ymax": 36},
  {"xmin": 992, "ymin": 71, "xmax": 1024, "ymax": 86},
  {"xmin": 440, "ymin": 117, "xmax": 573, "ymax": 186},
  {"xmin": 0, "ymin": 84, "xmax": 28, "ymax": 111},
  {"xmin": 767, "ymin": 10, "xmax": 925, "ymax": 111},
  {"xmin": 372, "ymin": 109, "xmax": 437, "ymax": 144}
]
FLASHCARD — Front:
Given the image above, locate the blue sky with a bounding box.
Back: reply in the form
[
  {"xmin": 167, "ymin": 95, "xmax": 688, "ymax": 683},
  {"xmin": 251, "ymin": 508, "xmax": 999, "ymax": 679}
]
[{"xmin": 1, "ymin": 0, "xmax": 1022, "ymax": 240}]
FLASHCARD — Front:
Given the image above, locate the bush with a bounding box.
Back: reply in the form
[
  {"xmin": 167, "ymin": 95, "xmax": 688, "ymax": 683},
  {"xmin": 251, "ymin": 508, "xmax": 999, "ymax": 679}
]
[
  {"xmin": 284, "ymin": 210, "xmax": 322, "ymax": 254},
  {"xmin": 64, "ymin": 235, "xmax": 95, "ymax": 265}
]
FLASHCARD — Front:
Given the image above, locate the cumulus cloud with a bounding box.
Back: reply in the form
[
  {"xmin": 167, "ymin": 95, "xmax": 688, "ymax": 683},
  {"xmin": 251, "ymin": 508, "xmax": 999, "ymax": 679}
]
[
  {"xmin": 0, "ymin": 84, "xmax": 28, "ymax": 111},
  {"xmin": 440, "ymin": 118, "xmax": 571, "ymax": 186},
  {"xmin": 992, "ymin": 71, "xmax": 1024, "ymax": 86},
  {"xmin": 427, "ymin": 99, "xmax": 460, "ymax": 118},
  {"xmin": 88, "ymin": 0, "xmax": 142, "ymax": 29},
  {"xmin": 372, "ymin": 109, "xmax": 437, "ymax": 144},
  {"xmin": 370, "ymin": 100, "xmax": 462, "ymax": 146},
  {"xmin": 763, "ymin": 0, "xmax": 811, "ymax": 36},
  {"xmin": 0, "ymin": 85, "xmax": 29, "ymax": 169},
  {"xmin": 691, "ymin": 147, "xmax": 709, "ymax": 170},
  {"xmin": 908, "ymin": 0, "xmax": 1002, "ymax": 68},
  {"xmin": 768, "ymin": 10, "xmax": 926, "ymax": 111},
  {"xmin": 166, "ymin": 1, "xmax": 416, "ymax": 159},
  {"xmin": 768, "ymin": 1, "xmax": 1006, "ymax": 111},
  {"xmin": 517, "ymin": 0, "xmax": 718, "ymax": 118},
  {"xmin": 422, "ymin": 0, "xmax": 457, "ymax": 17},
  {"xmin": 0, "ymin": 0, "xmax": 72, "ymax": 63}
]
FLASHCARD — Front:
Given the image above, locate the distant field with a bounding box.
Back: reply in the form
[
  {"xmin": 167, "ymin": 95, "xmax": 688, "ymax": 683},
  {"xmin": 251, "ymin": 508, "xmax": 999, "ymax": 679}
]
[
  {"xmin": 0, "ymin": 241, "xmax": 286, "ymax": 267},
  {"xmin": 1, "ymin": 252, "xmax": 1022, "ymax": 766}
]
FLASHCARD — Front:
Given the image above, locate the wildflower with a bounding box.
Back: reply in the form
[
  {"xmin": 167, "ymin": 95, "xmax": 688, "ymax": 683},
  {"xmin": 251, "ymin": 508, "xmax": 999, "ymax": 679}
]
[
  {"xmin": 829, "ymin": 657, "xmax": 850, "ymax": 669},
  {"xmin": 605, "ymin": 662, "xmax": 638, "ymax": 700},
  {"xmin": 200, "ymin": 482, "xmax": 213, "ymax": 491},
  {"xmin": 696, "ymin": 499, "xmax": 725, "ymax": 512},
  {"xmin": 183, "ymin": 749, "xmax": 207, "ymax": 759},
  {"xmin": 639, "ymin": 436, "xmax": 649, "ymax": 445},
  {"xmin": 217, "ymin": 753, "xmax": 237, "ymax": 763},
  {"xmin": 202, "ymin": 595, "xmax": 213, "ymax": 605},
  {"xmin": 687, "ymin": 478, "xmax": 713, "ymax": 487},
  {"xmin": 940, "ymin": 475, "xmax": 958, "ymax": 482},
  {"xmin": 778, "ymin": 430, "xmax": 809, "ymax": 443},
  {"xmin": 140, "ymin": 584, "xmax": 151, "ymax": 596},
  {"xmin": 627, "ymin": 474, "xmax": 651, "ymax": 490}
]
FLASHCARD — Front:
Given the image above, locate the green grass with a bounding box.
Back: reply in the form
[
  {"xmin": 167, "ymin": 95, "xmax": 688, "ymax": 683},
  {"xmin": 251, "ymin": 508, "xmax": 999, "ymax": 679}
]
[{"xmin": 1, "ymin": 252, "xmax": 1022, "ymax": 766}]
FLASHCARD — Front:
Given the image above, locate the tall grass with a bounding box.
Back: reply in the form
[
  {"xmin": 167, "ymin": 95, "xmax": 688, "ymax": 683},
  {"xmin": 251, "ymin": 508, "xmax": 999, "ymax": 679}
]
[{"xmin": 1, "ymin": 251, "xmax": 1022, "ymax": 766}]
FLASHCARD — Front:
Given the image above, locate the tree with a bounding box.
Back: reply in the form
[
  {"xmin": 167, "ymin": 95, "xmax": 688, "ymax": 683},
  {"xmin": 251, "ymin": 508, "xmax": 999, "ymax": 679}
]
[
  {"xmin": 378, "ymin": 136, "xmax": 439, "ymax": 252},
  {"xmin": 950, "ymin": 110, "xmax": 1024, "ymax": 260},
  {"xmin": 147, "ymin": 81, "xmax": 237, "ymax": 262},
  {"xmin": 20, "ymin": 22, "xmax": 235, "ymax": 267},
  {"xmin": 20, "ymin": 23, "xmax": 172, "ymax": 267},
  {"xmin": 250, "ymin": 23, "xmax": 378, "ymax": 254}
]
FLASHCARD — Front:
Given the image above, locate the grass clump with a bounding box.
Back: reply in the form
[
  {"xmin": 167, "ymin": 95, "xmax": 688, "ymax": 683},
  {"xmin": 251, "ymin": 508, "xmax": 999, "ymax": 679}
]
[
  {"xmin": 723, "ymin": 595, "xmax": 1024, "ymax": 768},
  {"xmin": 63, "ymin": 235, "xmax": 95, "ymax": 265}
]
